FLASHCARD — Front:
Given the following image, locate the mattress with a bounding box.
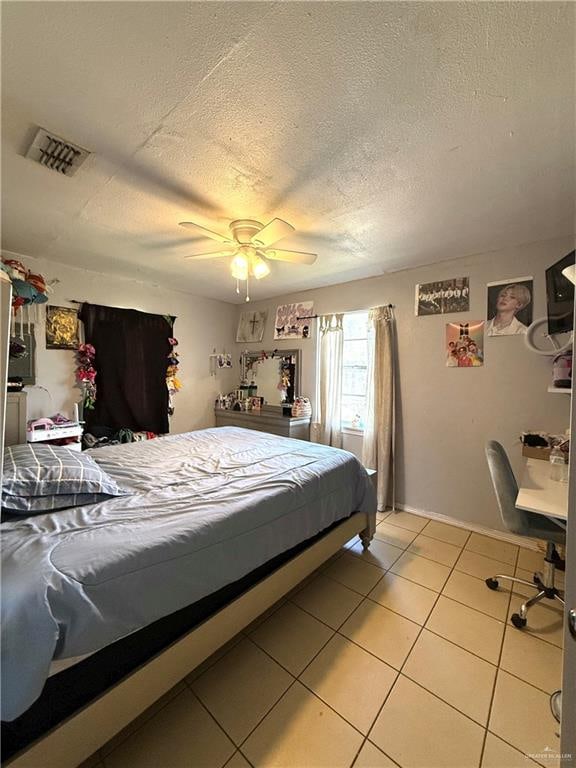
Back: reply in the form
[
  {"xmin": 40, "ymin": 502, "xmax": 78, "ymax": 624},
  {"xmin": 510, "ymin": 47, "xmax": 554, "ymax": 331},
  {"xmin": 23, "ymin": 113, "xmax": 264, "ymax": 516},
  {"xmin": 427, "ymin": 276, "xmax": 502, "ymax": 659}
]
[{"xmin": 1, "ymin": 427, "xmax": 375, "ymax": 721}]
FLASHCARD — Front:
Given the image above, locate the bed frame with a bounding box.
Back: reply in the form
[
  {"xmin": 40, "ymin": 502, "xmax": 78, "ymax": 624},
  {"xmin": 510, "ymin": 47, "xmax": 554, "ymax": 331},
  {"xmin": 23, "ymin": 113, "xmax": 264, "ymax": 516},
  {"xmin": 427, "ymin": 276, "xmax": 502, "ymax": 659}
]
[{"xmin": 7, "ymin": 506, "xmax": 376, "ymax": 768}]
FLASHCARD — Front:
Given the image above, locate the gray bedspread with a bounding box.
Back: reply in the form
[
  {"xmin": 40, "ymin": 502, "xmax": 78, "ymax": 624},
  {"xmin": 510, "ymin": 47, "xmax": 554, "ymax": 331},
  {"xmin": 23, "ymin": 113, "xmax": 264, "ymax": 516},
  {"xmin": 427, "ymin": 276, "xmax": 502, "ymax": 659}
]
[{"xmin": 1, "ymin": 427, "xmax": 375, "ymax": 721}]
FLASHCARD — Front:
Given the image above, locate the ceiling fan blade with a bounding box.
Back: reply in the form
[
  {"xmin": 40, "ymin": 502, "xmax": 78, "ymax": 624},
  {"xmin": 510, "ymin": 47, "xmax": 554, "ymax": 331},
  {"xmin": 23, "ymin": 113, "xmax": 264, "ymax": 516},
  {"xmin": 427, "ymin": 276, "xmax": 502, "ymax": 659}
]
[
  {"xmin": 263, "ymin": 248, "xmax": 317, "ymax": 265},
  {"xmin": 184, "ymin": 249, "xmax": 235, "ymax": 261},
  {"xmin": 143, "ymin": 236, "xmax": 205, "ymax": 250},
  {"xmin": 251, "ymin": 218, "xmax": 295, "ymax": 248},
  {"xmin": 179, "ymin": 221, "xmax": 232, "ymax": 244}
]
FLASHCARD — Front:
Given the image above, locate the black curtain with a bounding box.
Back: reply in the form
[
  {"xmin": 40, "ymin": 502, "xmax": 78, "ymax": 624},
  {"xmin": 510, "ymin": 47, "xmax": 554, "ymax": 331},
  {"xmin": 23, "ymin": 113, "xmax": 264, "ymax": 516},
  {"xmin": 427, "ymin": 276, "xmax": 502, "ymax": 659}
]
[{"xmin": 79, "ymin": 303, "xmax": 174, "ymax": 434}]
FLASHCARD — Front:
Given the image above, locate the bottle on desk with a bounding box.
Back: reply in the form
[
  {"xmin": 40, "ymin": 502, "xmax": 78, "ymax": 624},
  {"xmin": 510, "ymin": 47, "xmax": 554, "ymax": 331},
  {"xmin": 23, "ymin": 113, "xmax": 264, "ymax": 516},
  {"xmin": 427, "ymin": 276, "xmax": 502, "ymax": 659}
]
[{"xmin": 549, "ymin": 446, "xmax": 569, "ymax": 483}]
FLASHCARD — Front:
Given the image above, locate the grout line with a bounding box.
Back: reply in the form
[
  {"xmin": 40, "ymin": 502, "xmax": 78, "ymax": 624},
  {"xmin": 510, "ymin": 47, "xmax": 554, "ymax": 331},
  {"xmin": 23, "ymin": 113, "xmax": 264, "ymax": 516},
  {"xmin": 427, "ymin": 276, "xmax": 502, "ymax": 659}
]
[
  {"xmin": 247, "ymin": 611, "xmax": 337, "ymax": 680},
  {"xmin": 391, "ymin": 672, "xmax": 494, "ymax": 731},
  {"xmin": 238, "ymin": 749, "xmax": 256, "ymax": 768},
  {"xmin": 483, "ymin": 729, "xmax": 546, "ymax": 766},
  {"xmin": 495, "ymin": 658, "xmax": 563, "ymax": 698},
  {"xmin": 478, "ymin": 542, "xmax": 519, "ymax": 767},
  {"xmin": 354, "ymin": 521, "xmax": 544, "ymax": 765},
  {"xmin": 223, "ymin": 750, "xmax": 255, "ymax": 768},
  {"xmin": 228, "ymin": 629, "xmax": 373, "ymax": 749},
  {"xmin": 420, "ymin": 621, "xmax": 503, "ymax": 669},
  {"xmin": 251, "ymin": 637, "xmax": 386, "ymax": 744},
  {"xmin": 350, "ymin": 523, "xmax": 469, "ymax": 765},
  {"xmin": 183, "ymin": 687, "xmax": 243, "ymax": 760},
  {"xmin": 187, "ymin": 643, "xmax": 300, "ymax": 754},
  {"xmin": 237, "ymin": 677, "xmax": 299, "ymax": 751}
]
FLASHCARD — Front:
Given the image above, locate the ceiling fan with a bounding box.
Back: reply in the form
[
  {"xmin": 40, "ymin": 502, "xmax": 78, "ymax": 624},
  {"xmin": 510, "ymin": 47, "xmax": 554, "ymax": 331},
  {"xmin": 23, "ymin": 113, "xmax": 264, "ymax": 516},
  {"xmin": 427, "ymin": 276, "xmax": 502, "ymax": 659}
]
[{"xmin": 178, "ymin": 218, "xmax": 317, "ymax": 301}]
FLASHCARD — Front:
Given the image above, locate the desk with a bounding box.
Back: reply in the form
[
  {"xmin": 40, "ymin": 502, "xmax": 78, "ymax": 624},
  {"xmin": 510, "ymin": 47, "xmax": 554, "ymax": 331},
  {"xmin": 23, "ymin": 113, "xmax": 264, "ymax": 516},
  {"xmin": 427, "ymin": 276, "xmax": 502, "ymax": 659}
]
[{"xmin": 516, "ymin": 458, "xmax": 569, "ymax": 522}]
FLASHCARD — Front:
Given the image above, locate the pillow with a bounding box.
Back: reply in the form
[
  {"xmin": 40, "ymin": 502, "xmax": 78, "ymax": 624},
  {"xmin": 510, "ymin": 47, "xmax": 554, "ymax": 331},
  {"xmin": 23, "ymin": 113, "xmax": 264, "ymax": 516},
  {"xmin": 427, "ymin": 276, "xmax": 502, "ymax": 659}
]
[
  {"xmin": 2, "ymin": 444, "xmax": 126, "ymax": 498},
  {"xmin": 2, "ymin": 491, "xmax": 120, "ymax": 514}
]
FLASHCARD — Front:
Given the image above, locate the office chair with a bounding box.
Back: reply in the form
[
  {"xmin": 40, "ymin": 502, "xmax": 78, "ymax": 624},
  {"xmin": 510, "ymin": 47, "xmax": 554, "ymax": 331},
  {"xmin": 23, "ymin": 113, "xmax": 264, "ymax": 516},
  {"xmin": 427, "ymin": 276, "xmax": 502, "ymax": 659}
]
[{"xmin": 484, "ymin": 440, "xmax": 565, "ymax": 629}]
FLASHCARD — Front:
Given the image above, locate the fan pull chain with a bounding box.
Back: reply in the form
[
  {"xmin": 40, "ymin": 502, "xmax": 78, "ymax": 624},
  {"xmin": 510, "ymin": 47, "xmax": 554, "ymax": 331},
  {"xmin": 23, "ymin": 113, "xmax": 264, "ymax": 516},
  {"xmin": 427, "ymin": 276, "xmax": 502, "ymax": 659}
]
[
  {"xmin": 245, "ymin": 270, "xmax": 250, "ymax": 302},
  {"xmin": 236, "ymin": 278, "xmax": 240, "ymax": 295}
]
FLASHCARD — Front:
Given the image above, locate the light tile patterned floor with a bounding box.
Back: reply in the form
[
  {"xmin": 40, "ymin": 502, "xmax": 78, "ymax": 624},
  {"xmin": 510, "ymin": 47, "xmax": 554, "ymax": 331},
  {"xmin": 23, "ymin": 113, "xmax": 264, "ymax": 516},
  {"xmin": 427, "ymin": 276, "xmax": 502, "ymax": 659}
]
[{"xmin": 83, "ymin": 512, "xmax": 564, "ymax": 768}]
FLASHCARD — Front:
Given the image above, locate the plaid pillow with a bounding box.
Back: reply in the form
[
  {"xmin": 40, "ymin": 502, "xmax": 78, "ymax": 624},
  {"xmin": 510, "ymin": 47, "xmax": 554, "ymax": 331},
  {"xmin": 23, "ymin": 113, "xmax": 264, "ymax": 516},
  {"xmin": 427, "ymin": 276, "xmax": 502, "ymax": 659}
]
[
  {"xmin": 2, "ymin": 491, "xmax": 118, "ymax": 513},
  {"xmin": 2, "ymin": 444, "xmax": 125, "ymax": 498}
]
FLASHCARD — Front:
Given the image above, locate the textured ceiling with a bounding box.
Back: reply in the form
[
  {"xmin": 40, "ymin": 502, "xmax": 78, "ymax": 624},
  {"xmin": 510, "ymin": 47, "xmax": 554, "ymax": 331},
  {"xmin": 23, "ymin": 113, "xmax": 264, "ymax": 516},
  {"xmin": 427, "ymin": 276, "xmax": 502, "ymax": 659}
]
[{"xmin": 1, "ymin": 2, "xmax": 575, "ymax": 302}]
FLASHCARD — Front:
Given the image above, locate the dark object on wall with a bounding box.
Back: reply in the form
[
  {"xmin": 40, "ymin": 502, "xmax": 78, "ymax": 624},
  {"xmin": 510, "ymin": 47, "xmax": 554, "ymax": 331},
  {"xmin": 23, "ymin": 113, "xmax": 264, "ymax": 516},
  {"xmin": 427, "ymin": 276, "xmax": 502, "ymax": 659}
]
[
  {"xmin": 546, "ymin": 251, "xmax": 575, "ymax": 335},
  {"xmin": 79, "ymin": 304, "xmax": 174, "ymax": 434},
  {"xmin": 7, "ymin": 377, "xmax": 25, "ymax": 392},
  {"xmin": 46, "ymin": 306, "xmax": 79, "ymax": 349},
  {"xmin": 8, "ymin": 327, "xmax": 36, "ymax": 384}
]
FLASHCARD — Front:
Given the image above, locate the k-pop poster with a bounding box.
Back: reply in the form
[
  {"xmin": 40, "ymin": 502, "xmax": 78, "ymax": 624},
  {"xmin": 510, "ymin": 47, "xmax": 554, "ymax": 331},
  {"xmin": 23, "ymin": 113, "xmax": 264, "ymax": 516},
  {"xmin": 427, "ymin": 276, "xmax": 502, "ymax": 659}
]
[
  {"xmin": 486, "ymin": 277, "xmax": 533, "ymax": 336},
  {"xmin": 415, "ymin": 277, "xmax": 470, "ymax": 316},
  {"xmin": 446, "ymin": 322, "xmax": 484, "ymax": 367}
]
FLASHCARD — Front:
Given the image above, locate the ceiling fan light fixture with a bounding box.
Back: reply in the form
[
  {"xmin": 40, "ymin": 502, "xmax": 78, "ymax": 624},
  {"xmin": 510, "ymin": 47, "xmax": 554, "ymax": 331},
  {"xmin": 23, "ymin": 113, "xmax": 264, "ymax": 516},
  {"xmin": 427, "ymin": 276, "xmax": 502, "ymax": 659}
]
[
  {"xmin": 176, "ymin": 216, "xmax": 317, "ymax": 298},
  {"xmin": 251, "ymin": 254, "xmax": 271, "ymax": 280},
  {"xmin": 230, "ymin": 252, "xmax": 249, "ymax": 281}
]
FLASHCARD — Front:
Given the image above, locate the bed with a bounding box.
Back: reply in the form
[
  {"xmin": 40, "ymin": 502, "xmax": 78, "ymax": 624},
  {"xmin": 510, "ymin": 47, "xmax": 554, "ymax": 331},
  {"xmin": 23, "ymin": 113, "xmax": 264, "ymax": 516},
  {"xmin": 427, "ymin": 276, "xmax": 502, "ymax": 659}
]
[{"xmin": 1, "ymin": 426, "xmax": 376, "ymax": 767}]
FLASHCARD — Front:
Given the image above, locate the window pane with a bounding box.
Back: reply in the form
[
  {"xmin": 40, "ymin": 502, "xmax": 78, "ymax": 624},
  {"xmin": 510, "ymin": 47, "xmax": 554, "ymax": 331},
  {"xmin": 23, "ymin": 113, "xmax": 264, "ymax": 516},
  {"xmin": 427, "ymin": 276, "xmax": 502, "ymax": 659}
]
[
  {"xmin": 343, "ymin": 339, "xmax": 368, "ymax": 366},
  {"xmin": 343, "ymin": 366, "xmax": 367, "ymax": 395},
  {"xmin": 341, "ymin": 394, "xmax": 367, "ymax": 427},
  {"xmin": 343, "ymin": 312, "xmax": 369, "ymax": 340}
]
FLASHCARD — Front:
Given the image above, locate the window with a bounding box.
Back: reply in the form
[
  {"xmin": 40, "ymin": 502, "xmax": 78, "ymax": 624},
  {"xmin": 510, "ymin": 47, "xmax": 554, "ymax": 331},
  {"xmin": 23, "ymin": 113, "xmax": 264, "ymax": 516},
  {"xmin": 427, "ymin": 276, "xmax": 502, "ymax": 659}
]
[{"xmin": 341, "ymin": 311, "xmax": 370, "ymax": 429}]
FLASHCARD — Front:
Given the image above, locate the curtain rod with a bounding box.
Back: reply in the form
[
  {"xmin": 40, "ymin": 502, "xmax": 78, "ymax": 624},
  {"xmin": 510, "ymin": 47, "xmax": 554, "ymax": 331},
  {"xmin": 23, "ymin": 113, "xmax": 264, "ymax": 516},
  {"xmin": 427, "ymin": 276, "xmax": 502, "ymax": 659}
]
[
  {"xmin": 297, "ymin": 304, "xmax": 394, "ymax": 320},
  {"xmin": 68, "ymin": 300, "xmax": 177, "ymax": 319}
]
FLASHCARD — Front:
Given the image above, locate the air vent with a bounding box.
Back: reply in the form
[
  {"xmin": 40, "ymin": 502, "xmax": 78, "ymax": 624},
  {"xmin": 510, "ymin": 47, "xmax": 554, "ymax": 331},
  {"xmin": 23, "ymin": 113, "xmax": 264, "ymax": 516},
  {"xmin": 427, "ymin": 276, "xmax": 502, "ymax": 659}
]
[{"xmin": 25, "ymin": 127, "xmax": 90, "ymax": 176}]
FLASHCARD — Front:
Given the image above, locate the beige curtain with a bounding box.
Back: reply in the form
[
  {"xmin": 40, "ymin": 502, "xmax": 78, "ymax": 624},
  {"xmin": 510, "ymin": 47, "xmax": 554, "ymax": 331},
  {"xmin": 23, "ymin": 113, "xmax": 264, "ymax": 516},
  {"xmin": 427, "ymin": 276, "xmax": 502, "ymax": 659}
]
[
  {"xmin": 362, "ymin": 305, "xmax": 395, "ymax": 511},
  {"xmin": 311, "ymin": 313, "xmax": 343, "ymax": 448}
]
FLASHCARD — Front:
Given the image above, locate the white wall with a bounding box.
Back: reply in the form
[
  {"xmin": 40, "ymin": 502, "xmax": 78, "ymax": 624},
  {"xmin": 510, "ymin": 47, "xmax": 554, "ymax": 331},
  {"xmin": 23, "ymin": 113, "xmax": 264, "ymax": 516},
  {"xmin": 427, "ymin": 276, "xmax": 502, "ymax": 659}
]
[
  {"xmin": 4, "ymin": 254, "xmax": 237, "ymax": 434},
  {"xmin": 234, "ymin": 236, "xmax": 574, "ymax": 532}
]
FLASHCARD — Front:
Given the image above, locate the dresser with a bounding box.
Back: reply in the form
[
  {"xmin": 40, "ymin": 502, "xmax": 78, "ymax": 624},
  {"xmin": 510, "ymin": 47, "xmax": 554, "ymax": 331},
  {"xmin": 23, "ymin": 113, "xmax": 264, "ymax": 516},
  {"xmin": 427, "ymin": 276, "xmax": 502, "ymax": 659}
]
[{"xmin": 214, "ymin": 408, "xmax": 311, "ymax": 440}]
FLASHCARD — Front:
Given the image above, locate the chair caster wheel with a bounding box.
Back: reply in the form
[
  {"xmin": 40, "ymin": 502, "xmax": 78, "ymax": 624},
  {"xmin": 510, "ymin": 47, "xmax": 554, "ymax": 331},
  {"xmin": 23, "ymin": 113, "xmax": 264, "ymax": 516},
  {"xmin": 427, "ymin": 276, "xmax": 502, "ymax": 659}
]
[
  {"xmin": 511, "ymin": 613, "xmax": 527, "ymax": 629},
  {"xmin": 485, "ymin": 578, "xmax": 499, "ymax": 590}
]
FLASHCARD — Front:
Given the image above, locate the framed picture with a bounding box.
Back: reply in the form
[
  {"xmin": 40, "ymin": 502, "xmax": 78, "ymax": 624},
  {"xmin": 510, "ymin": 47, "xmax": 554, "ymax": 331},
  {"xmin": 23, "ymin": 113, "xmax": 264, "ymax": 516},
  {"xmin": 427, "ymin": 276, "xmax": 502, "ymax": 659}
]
[
  {"xmin": 415, "ymin": 277, "xmax": 470, "ymax": 316},
  {"xmin": 446, "ymin": 321, "xmax": 485, "ymax": 367},
  {"xmin": 274, "ymin": 302, "xmax": 314, "ymax": 340},
  {"xmin": 486, "ymin": 277, "xmax": 533, "ymax": 336},
  {"xmin": 236, "ymin": 310, "xmax": 267, "ymax": 343},
  {"xmin": 45, "ymin": 306, "xmax": 79, "ymax": 349}
]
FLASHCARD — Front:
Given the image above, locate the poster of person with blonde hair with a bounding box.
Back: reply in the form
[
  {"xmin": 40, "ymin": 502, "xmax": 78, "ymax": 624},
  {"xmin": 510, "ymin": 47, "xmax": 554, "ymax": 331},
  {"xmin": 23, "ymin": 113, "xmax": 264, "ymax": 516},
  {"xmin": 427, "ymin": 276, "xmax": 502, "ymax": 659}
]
[{"xmin": 486, "ymin": 278, "xmax": 533, "ymax": 336}]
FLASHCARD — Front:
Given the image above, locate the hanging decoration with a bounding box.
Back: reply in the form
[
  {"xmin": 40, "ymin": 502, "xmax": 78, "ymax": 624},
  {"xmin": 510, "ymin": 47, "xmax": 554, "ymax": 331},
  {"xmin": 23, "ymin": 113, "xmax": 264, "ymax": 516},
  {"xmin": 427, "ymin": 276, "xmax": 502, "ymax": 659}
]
[
  {"xmin": 75, "ymin": 343, "xmax": 97, "ymax": 411},
  {"xmin": 1, "ymin": 258, "xmax": 49, "ymax": 338},
  {"xmin": 166, "ymin": 337, "xmax": 182, "ymax": 416}
]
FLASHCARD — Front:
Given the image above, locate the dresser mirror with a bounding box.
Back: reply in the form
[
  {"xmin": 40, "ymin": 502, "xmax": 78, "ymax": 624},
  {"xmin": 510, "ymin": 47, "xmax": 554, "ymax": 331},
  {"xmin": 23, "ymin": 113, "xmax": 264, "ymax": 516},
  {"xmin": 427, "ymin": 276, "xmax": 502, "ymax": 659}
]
[{"xmin": 241, "ymin": 350, "xmax": 301, "ymax": 405}]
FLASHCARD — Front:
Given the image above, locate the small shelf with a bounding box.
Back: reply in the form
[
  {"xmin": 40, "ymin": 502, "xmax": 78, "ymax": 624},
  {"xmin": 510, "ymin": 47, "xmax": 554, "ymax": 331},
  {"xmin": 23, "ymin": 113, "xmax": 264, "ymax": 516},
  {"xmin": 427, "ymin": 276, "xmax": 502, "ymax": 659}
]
[
  {"xmin": 27, "ymin": 424, "xmax": 83, "ymax": 442},
  {"xmin": 547, "ymin": 386, "xmax": 572, "ymax": 395}
]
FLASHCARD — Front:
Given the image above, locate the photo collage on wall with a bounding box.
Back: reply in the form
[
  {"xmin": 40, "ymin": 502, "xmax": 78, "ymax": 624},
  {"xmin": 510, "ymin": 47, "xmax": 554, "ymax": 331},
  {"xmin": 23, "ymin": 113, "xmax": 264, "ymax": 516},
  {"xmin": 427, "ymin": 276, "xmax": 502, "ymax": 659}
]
[{"xmin": 416, "ymin": 272, "xmax": 534, "ymax": 369}]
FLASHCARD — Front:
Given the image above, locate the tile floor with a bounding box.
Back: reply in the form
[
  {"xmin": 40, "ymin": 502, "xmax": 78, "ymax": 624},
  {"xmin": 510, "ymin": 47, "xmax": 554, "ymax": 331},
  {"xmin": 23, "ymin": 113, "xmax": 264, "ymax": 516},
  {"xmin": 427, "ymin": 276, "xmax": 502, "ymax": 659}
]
[{"xmin": 83, "ymin": 513, "xmax": 565, "ymax": 768}]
